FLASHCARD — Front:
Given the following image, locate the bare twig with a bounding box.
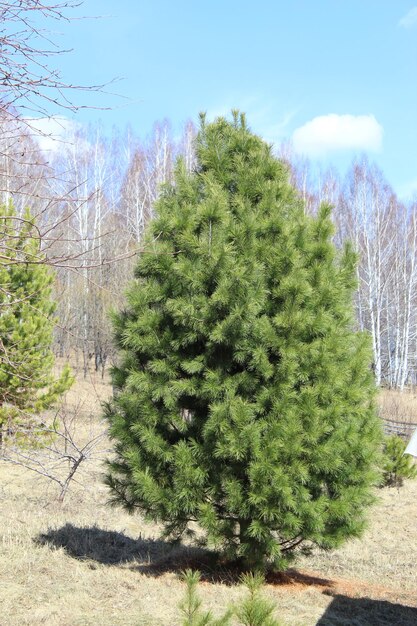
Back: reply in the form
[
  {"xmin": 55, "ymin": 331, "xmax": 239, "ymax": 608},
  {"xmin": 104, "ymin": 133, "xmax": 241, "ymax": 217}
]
[{"xmin": 0, "ymin": 402, "xmax": 109, "ymax": 501}]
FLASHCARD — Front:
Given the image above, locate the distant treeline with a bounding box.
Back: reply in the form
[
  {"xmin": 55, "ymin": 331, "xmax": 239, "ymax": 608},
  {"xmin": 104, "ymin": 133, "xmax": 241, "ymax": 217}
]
[{"xmin": 0, "ymin": 114, "xmax": 415, "ymax": 387}]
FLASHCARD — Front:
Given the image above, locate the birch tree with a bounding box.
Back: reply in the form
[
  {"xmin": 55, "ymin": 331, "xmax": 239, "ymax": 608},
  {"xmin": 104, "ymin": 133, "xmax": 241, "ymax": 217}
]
[
  {"xmin": 386, "ymin": 201, "xmax": 417, "ymax": 388},
  {"xmin": 340, "ymin": 159, "xmax": 395, "ymax": 385}
]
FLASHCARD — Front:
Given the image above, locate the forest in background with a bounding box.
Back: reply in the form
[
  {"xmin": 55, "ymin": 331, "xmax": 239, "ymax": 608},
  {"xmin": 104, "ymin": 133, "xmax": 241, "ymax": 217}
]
[{"xmin": 1, "ymin": 112, "xmax": 416, "ymax": 389}]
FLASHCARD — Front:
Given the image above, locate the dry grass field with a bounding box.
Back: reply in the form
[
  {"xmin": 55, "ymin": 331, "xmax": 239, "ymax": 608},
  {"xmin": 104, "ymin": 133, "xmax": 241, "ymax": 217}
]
[
  {"xmin": 1, "ymin": 365, "xmax": 417, "ymax": 625},
  {"xmin": 378, "ymin": 387, "xmax": 417, "ymax": 424}
]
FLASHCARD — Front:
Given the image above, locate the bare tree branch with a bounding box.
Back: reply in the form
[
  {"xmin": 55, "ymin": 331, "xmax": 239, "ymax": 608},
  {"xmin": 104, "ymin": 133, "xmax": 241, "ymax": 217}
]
[{"xmin": 0, "ymin": 402, "xmax": 109, "ymax": 501}]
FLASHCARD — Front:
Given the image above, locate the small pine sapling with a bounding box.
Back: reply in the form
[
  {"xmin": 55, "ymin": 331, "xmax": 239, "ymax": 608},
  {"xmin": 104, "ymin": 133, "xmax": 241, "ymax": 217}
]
[
  {"xmin": 236, "ymin": 573, "xmax": 281, "ymax": 626},
  {"xmin": 179, "ymin": 569, "xmax": 232, "ymax": 626},
  {"xmin": 381, "ymin": 435, "xmax": 417, "ymax": 487},
  {"xmin": 0, "ymin": 204, "xmax": 72, "ymax": 446}
]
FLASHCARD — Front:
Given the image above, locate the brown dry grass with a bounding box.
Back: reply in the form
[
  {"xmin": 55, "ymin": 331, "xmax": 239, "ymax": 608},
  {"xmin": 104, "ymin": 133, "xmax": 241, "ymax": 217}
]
[
  {"xmin": 0, "ymin": 375, "xmax": 416, "ymax": 625},
  {"xmin": 378, "ymin": 387, "xmax": 417, "ymax": 424}
]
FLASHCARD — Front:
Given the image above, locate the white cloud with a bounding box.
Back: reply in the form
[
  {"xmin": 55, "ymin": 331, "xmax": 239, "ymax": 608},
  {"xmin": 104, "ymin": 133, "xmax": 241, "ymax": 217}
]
[
  {"xmin": 398, "ymin": 7, "xmax": 417, "ymax": 29},
  {"xmin": 24, "ymin": 116, "xmax": 79, "ymax": 153},
  {"xmin": 292, "ymin": 114, "xmax": 383, "ymax": 156}
]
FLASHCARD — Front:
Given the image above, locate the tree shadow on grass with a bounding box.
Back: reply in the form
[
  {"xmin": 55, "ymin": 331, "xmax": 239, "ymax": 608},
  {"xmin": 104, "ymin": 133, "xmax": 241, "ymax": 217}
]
[
  {"xmin": 37, "ymin": 524, "xmax": 417, "ymax": 617},
  {"xmin": 267, "ymin": 568, "xmax": 334, "ymax": 589},
  {"xmin": 35, "ymin": 523, "xmax": 237, "ymax": 581},
  {"xmin": 37, "ymin": 523, "xmax": 171, "ymax": 565},
  {"xmin": 317, "ymin": 593, "xmax": 417, "ymax": 626}
]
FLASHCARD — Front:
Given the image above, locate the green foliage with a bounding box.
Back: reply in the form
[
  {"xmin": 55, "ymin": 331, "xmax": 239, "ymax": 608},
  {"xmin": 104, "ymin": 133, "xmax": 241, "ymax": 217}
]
[
  {"xmin": 236, "ymin": 573, "xmax": 281, "ymax": 626},
  {"xmin": 381, "ymin": 435, "xmax": 417, "ymax": 487},
  {"xmin": 105, "ymin": 112, "xmax": 382, "ymax": 569},
  {"xmin": 179, "ymin": 569, "xmax": 232, "ymax": 625},
  {"xmin": 178, "ymin": 570, "xmax": 280, "ymax": 626},
  {"xmin": 0, "ymin": 203, "xmax": 73, "ymax": 443}
]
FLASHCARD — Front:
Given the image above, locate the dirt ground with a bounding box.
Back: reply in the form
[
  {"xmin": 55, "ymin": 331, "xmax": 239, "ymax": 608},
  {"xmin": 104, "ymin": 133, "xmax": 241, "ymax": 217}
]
[{"xmin": 0, "ymin": 369, "xmax": 416, "ymax": 625}]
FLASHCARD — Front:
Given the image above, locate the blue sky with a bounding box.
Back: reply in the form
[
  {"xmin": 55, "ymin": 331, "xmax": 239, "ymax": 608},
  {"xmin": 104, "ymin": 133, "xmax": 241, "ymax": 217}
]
[{"xmin": 37, "ymin": 1, "xmax": 417, "ymax": 198}]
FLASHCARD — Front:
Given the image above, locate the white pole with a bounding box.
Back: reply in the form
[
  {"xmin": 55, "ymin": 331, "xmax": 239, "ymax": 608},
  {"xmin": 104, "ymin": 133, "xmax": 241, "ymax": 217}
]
[{"xmin": 404, "ymin": 428, "xmax": 417, "ymax": 458}]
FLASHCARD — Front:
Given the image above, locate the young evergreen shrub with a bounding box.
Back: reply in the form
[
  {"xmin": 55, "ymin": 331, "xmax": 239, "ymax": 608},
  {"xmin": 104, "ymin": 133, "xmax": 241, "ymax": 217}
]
[
  {"xmin": 381, "ymin": 435, "xmax": 417, "ymax": 487},
  {"xmin": 0, "ymin": 204, "xmax": 72, "ymax": 445},
  {"xmin": 105, "ymin": 112, "xmax": 382, "ymax": 570},
  {"xmin": 179, "ymin": 569, "xmax": 232, "ymax": 626},
  {"xmin": 178, "ymin": 570, "xmax": 280, "ymax": 626},
  {"xmin": 236, "ymin": 573, "xmax": 281, "ymax": 626}
]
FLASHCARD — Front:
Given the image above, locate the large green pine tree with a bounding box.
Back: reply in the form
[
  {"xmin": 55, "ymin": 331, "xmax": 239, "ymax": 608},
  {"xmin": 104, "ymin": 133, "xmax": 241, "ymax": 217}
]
[
  {"xmin": 0, "ymin": 203, "xmax": 72, "ymax": 444},
  {"xmin": 105, "ymin": 113, "xmax": 381, "ymax": 569}
]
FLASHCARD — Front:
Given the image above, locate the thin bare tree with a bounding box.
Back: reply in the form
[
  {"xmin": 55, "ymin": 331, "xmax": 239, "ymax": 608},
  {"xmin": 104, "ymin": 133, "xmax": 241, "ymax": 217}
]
[{"xmin": 0, "ymin": 1, "xmax": 111, "ymax": 120}]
